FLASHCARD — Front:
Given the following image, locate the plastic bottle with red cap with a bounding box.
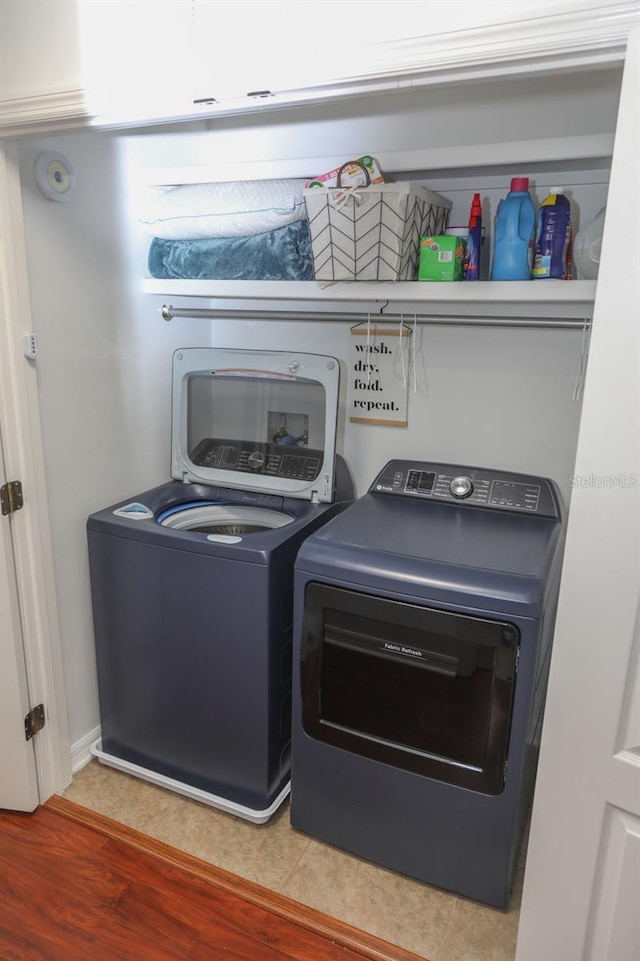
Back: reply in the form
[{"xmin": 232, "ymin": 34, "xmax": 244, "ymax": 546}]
[
  {"xmin": 464, "ymin": 193, "xmax": 483, "ymax": 280},
  {"xmin": 490, "ymin": 177, "xmax": 536, "ymax": 281}
]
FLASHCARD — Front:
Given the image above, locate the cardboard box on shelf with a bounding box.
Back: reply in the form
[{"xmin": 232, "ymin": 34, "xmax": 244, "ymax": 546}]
[{"xmin": 418, "ymin": 235, "xmax": 466, "ymax": 281}]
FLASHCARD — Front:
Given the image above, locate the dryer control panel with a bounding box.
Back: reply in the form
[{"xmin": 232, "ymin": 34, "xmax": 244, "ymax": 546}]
[{"xmin": 371, "ymin": 460, "xmax": 561, "ymax": 519}]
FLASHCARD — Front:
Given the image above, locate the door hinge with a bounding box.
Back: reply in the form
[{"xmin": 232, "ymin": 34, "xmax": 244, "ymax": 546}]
[
  {"xmin": 25, "ymin": 704, "xmax": 45, "ymax": 741},
  {"xmin": 1, "ymin": 480, "xmax": 24, "ymax": 516}
]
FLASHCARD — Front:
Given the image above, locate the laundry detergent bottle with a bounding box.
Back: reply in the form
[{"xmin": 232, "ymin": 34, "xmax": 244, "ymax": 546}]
[
  {"xmin": 532, "ymin": 188, "xmax": 573, "ymax": 279},
  {"xmin": 490, "ymin": 177, "xmax": 536, "ymax": 281},
  {"xmin": 573, "ymin": 206, "xmax": 605, "ymax": 279}
]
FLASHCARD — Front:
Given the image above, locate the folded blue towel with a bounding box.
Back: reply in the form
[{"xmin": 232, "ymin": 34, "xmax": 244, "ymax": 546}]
[{"xmin": 148, "ymin": 220, "xmax": 314, "ymax": 281}]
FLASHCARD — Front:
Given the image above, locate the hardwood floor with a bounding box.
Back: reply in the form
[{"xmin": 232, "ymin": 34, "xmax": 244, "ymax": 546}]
[{"xmin": 0, "ymin": 796, "xmax": 425, "ymax": 961}]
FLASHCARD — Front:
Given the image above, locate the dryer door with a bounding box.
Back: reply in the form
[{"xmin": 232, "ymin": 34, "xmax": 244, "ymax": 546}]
[
  {"xmin": 171, "ymin": 349, "xmax": 340, "ymax": 503},
  {"xmin": 301, "ymin": 583, "xmax": 520, "ymax": 795}
]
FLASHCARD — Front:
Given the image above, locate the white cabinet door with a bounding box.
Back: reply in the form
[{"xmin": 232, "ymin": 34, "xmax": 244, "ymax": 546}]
[
  {"xmin": 77, "ymin": 0, "xmax": 195, "ymax": 123},
  {"xmin": 191, "ymin": 0, "xmax": 614, "ymax": 100},
  {"xmin": 516, "ymin": 29, "xmax": 640, "ymax": 961},
  {"xmin": 77, "ymin": 0, "xmax": 619, "ymax": 129},
  {"xmin": 0, "ymin": 437, "xmax": 39, "ymax": 812}
]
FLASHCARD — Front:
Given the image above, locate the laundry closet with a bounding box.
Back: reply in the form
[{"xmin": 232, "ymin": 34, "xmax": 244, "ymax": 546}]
[
  {"xmin": 14, "ymin": 58, "xmax": 617, "ymax": 741},
  {"xmin": 1, "ymin": 3, "xmax": 639, "ymax": 958}
]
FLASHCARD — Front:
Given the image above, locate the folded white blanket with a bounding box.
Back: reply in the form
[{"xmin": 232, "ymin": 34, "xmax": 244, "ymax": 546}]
[{"xmin": 139, "ymin": 179, "xmax": 308, "ymax": 240}]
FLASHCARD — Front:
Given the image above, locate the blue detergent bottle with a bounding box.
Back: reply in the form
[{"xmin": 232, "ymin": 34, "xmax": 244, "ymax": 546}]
[{"xmin": 490, "ymin": 177, "xmax": 536, "ymax": 280}]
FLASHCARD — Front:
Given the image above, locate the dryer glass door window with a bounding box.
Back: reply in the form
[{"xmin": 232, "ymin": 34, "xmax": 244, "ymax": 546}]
[{"xmin": 301, "ymin": 584, "xmax": 520, "ymax": 795}]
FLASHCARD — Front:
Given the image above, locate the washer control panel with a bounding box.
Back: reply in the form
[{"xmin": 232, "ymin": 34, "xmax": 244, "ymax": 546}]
[
  {"xmin": 371, "ymin": 460, "xmax": 560, "ymax": 518},
  {"xmin": 190, "ymin": 438, "xmax": 322, "ymax": 482}
]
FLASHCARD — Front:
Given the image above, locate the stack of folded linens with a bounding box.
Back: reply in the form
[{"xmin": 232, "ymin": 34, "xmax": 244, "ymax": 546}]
[{"xmin": 141, "ymin": 179, "xmax": 314, "ymax": 281}]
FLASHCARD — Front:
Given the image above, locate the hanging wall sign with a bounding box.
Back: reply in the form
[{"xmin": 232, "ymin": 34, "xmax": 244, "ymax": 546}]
[{"xmin": 348, "ymin": 322, "xmax": 411, "ymax": 427}]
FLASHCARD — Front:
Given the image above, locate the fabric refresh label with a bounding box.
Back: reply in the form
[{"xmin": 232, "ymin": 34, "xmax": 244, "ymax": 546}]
[{"xmin": 383, "ymin": 642, "xmax": 424, "ymax": 659}]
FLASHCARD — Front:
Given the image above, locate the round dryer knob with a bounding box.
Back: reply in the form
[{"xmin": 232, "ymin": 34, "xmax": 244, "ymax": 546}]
[{"xmin": 450, "ymin": 475, "xmax": 474, "ymax": 499}]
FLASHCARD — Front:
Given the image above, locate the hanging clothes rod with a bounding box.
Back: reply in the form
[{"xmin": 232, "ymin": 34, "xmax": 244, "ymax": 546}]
[{"xmin": 160, "ymin": 305, "xmax": 591, "ymax": 330}]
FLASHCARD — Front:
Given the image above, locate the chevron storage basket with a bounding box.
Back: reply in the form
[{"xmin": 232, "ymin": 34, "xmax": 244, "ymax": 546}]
[{"xmin": 304, "ymin": 182, "xmax": 451, "ymax": 282}]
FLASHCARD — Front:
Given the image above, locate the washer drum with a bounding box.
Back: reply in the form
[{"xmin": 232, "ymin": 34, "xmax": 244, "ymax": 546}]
[{"xmin": 158, "ymin": 504, "xmax": 295, "ymax": 540}]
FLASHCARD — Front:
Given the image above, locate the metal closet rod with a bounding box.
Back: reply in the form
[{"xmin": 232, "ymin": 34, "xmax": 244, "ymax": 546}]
[{"xmin": 160, "ymin": 305, "xmax": 591, "ymax": 329}]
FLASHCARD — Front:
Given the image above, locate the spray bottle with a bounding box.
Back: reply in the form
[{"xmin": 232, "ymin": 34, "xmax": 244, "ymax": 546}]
[{"xmin": 464, "ymin": 193, "xmax": 482, "ymax": 280}]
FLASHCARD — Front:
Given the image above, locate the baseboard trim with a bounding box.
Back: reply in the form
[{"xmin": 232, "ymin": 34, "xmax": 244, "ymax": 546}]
[
  {"xmin": 70, "ymin": 725, "xmax": 101, "ymax": 774},
  {"xmin": 45, "ymin": 794, "xmax": 424, "ymax": 961}
]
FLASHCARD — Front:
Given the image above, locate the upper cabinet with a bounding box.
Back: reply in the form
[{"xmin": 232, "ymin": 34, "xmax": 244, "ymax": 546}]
[
  {"xmin": 78, "ymin": 0, "xmax": 635, "ymax": 129},
  {"xmin": 1, "ymin": 0, "xmax": 636, "ymax": 134},
  {"xmin": 183, "ymin": 1, "xmax": 599, "ymax": 105}
]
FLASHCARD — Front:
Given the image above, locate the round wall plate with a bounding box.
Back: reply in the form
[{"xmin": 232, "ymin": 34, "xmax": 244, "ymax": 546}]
[{"xmin": 34, "ymin": 151, "xmax": 76, "ymax": 202}]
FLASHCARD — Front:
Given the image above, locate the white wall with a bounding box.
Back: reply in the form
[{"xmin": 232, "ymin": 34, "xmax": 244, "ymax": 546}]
[
  {"xmin": 18, "ymin": 130, "xmax": 208, "ymax": 748},
  {"xmin": 0, "ymin": 0, "xmax": 82, "ymax": 100},
  {"xmin": 17, "ymin": 63, "xmax": 620, "ymax": 753}
]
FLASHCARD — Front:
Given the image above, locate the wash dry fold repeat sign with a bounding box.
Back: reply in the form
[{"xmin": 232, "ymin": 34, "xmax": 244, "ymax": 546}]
[{"xmin": 348, "ymin": 323, "xmax": 411, "ymax": 427}]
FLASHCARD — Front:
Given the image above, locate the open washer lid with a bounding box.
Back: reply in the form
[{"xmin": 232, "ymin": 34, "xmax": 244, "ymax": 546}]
[{"xmin": 171, "ymin": 349, "xmax": 340, "ymax": 503}]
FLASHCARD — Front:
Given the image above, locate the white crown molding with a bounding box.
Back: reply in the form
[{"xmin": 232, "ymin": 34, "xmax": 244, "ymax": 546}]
[
  {"xmin": 368, "ymin": 2, "xmax": 640, "ymax": 78},
  {"xmin": 0, "ymin": 88, "xmax": 90, "ymax": 138}
]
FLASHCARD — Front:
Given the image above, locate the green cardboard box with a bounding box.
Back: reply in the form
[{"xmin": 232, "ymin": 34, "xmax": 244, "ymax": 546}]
[{"xmin": 418, "ymin": 235, "xmax": 465, "ymax": 281}]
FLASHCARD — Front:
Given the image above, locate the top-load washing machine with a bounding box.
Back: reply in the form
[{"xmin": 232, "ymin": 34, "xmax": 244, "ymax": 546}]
[
  {"xmin": 87, "ymin": 348, "xmax": 353, "ymax": 823},
  {"xmin": 290, "ymin": 459, "xmax": 565, "ymax": 906}
]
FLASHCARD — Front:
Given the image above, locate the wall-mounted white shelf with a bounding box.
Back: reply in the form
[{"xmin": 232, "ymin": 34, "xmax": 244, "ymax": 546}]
[
  {"xmin": 144, "ymin": 278, "xmax": 596, "ymax": 322},
  {"xmin": 139, "ymin": 135, "xmax": 613, "ymax": 187},
  {"xmin": 143, "ymin": 278, "xmax": 595, "ymax": 302}
]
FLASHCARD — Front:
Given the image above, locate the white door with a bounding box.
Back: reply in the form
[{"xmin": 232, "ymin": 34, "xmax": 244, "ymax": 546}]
[
  {"xmin": 0, "ymin": 140, "xmax": 71, "ymax": 810},
  {"xmin": 517, "ymin": 28, "xmax": 640, "ymax": 961},
  {"xmin": 0, "ymin": 432, "xmax": 39, "ymax": 812}
]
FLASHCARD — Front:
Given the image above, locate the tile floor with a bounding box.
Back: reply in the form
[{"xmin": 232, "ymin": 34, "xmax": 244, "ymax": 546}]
[
  {"xmin": 64, "ymin": 762, "xmax": 523, "ymax": 960},
  {"xmin": 64, "ymin": 760, "xmax": 524, "ymax": 961}
]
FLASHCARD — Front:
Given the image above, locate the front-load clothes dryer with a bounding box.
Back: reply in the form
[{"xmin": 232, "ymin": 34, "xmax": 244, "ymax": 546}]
[
  {"xmin": 87, "ymin": 348, "xmax": 353, "ymax": 823},
  {"xmin": 290, "ymin": 459, "xmax": 565, "ymax": 905}
]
